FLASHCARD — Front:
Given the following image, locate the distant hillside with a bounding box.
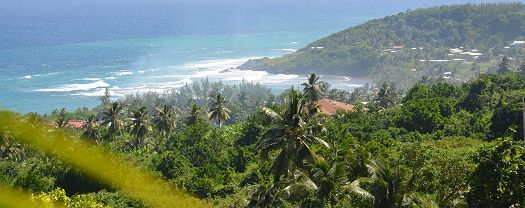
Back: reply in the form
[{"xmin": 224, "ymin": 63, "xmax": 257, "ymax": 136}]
[{"xmin": 239, "ymin": 3, "xmax": 525, "ymax": 77}]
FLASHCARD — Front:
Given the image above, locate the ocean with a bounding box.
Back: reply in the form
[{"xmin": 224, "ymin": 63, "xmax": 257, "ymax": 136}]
[{"xmin": 0, "ymin": 0, "xmax": 515, "ymax": 113}]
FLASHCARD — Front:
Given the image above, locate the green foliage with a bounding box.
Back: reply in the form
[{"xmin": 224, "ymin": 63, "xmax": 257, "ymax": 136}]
[
  {"xmin": 128, "ymin": 106, "xmax": 152, "ymax": 149},
  {"xmin": 208, "ymin": 93, "xmax": 231, "ymax": 128},
  {"xmin": 468, "ymin": 138, "xmax": 525, "ymax": 207},
  {"xmin": 302, "ymin": 73, "xmax": 326, "ymax": 102},
  {"xmin": 31, "ymin": 188, "xmax": 108, "ymax": 208},
  {"xmin": 257, "ymin": 90, "xmax": 328, "ymax": 182},
  {"xmin": 375, "ymin": 82, "xmax": 400, "ymax": 109},
  {"xmin": 101, "ymin": 102, "xmax": 125, "ymax": 139}
]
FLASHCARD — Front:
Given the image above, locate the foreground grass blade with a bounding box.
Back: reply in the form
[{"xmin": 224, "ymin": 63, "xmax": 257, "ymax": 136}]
[
  {"xmin": 0, "ymin": 186, "xmax": 59, "ymax": 208},
  {"xmin": 0, "ymin": 112, "xmax": 208, "ymax": 208}
]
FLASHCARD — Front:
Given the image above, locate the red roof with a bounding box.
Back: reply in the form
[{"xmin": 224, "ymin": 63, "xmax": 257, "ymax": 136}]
[
  {"xmin": 67, "ymin": 120, "xmax": 86, "ymax": 128},
  {"xmin": 316, "ymin": 99, "xmax": 356, "ymax": 116}
]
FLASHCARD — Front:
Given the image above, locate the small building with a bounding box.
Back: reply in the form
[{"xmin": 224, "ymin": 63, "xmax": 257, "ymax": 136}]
[
  {"xmin": 316, "ymin": 99, "xmax": 356, "ymax": 116},
  {"xmin": 429, "ymin": 59, "xmax": 449, "ymax": 62},
  {"xmin": 449, "ymin": 48, "xmax": 463, "ymax": 54},
  {"xmin": 510, "ymin": 41, "xmax": 525, "ymax": 47},
  {"xmin": 470, "ymin": 52, "xmax": 482, "ymax": 56},
  {"xmin": 67, "ymin": 120, "xmax": 86, "ymax": 128}
]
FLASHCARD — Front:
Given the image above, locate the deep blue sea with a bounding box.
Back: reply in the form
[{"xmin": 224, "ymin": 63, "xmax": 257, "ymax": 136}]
[{"xmin": 0, "ymin": 0, "xmax": 517, "ymax": 113}]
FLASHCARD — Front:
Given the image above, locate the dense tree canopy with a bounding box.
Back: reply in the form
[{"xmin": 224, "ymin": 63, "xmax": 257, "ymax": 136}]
[{"xmin": 1, "ymin": 70, "xmax": 524, "ymax": 207}]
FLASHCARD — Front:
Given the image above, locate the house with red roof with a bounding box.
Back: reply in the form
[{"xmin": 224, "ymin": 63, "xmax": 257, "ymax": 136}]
[
  {"xmin": 316, "ymin": 99, "xmax": 356, "ymax": 116},
  {"xmin": 67, "ymin": 120, "xmax": 86, "ymax": 128}
]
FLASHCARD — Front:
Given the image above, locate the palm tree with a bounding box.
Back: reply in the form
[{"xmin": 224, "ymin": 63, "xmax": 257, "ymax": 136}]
[
  {"xmin": 497, "ymin": 56, "xmax": 512, "ymax": 75},
  {"xmin": 48, "ymin": 108, "xmax": 69, "ymax": 139},
  {"xmin": 306, "ymin": 156, "xmax": 373, "ymax": 205},
  {"xmin": 249, "ymin": 171, "xmax": 317, "ymax": 207},
  {"xmin": 153, "ymin": 105, "xmax": 177, "ymax": 139},
  {"xmin": 258, "ymin": 90, "xmax": 329, "ymax": 182},
  {"xmin": 375, "ymin": 83, "xmax": 398, "ymax": 109},
  {"xmin": 361, "ymin": 159, "xmax": 402, "ymax": 208},
  {"xmin": 302, "ymin": 73, "xmax": 325, "ymax": 102},
  {"xmin": 82, "ymin": 114, "xmax": 101, "ymax": 142},
  {"xmin": 101, "ymin": 102, "xmax": 124, "ymax": 138},
  {"xmin": 55, "ymin": 108, "xmax": 69, "ymax": 128},
  {"xmin": 0, "ymin": 131, "xmax": 24, "ymax": 161},
  {"xmin": 249, "ymin": 156, "xmax": 372, "ymax": 207},
  {"xmin": 129, "ymin": 106, "xmax": 152, "ymax": 149},
  {"xmin": 25, "ymin": 112, "xmax": 41, "ymax": 127},
  {"xmin": 187, "ymin": 104, "xmax": 203, "ymax": 125},
  {"xmin": 208, "ymin": 93, "xmax": 231, "ymax": 128},
  {"xmin": 402, "ymin": 193, "xmax": 439, "ymax": 208}
]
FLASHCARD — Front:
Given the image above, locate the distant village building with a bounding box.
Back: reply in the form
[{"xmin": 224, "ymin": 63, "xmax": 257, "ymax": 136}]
[
  {"xmin": 449, "ymin": 48, "xmax": 463, "ymax": 54},
  {"xmin": 460, "ymin": 52, "xmax": 483, "ymax": 56},
  {"xmin": 443, "ymin": 72, "xmax": 453, "ymax": 79},
  {"xmin": 316, "ymin": 99, "xmax": 356, "ymax": 116},
  {"xmin": 429, "ymin": 59, "xmax": 449, "ymax": 62},
  {"xmin": 67, "ymin": 120, "xmax": 86, "ymax": 128},
  {"xmin": 510, "ymin": 41, "xmax": 525, "ymax": 48}
]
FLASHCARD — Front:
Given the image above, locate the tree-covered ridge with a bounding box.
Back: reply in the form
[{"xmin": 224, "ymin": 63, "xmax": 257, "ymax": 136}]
[{"xmin": 239, "ymin": 3, "xmax": 525, "ymax": 77}]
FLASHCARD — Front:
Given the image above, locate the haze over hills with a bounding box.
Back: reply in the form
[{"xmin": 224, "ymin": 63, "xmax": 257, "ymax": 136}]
[{"xmin": 239, "ymin": 3, "xmax": 525, "ymax": 79}]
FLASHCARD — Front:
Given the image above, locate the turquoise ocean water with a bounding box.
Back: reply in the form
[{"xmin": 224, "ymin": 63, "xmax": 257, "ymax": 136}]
[{"xmin": 0, "ymin": 0, "xmax": 514, "ymax": 113}]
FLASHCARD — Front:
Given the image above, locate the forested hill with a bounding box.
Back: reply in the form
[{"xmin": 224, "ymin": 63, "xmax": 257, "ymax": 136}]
[{"xmin": 239, "ymin": 3, "xmax": 525, "ymax": 77}]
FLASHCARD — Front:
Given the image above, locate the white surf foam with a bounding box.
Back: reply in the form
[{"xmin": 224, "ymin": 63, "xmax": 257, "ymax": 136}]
[
  {"xmin": 75, "ymin": 78, "xmax": 103, "ymax": 81},
  {"xmin": 179, "ymin": 57, "xmax": 301, "ymax": 85},
  {"xmin": 112, "ymin": 70, "xmax": 134, "ymax": 76},
  {"xmin": 20, "ymin": 72, "xmax": 59, "ymax": 80},
  {"xmin": 183, "ymin": 57, "xmax": 260, "ymax": 70},
  {"xmin": 35, "ymin": 80, "xmax": 110, "ymax": 92}
]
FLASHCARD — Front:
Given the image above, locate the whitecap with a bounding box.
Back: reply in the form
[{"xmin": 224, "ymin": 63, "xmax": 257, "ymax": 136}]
[
  {"xmin": 147, "ymin": 68, "xmax": 159, "ymax": 72},
  {"xmin": 34, "ymin": 80, "xmax": 110, "ymax": 92},
  {"xmin": 113, "ymin": 71, "xmax": 133, "ymax": 76},
  {"xmin": 75, "ymin": 78, "xmax": 102, "ymax": 81},
  {"xmin": 21, "ymin": 72, "xmax": 60, "ymax": 79},
  {"xmin": 183, "ymin": 57, "xmax": 262, "ymax": 70}
]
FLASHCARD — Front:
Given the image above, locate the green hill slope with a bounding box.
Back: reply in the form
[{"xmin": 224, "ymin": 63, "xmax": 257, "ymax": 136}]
[{"xmin": 239, "ymin": 3, "xmax": 525, "ymax": 77}]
